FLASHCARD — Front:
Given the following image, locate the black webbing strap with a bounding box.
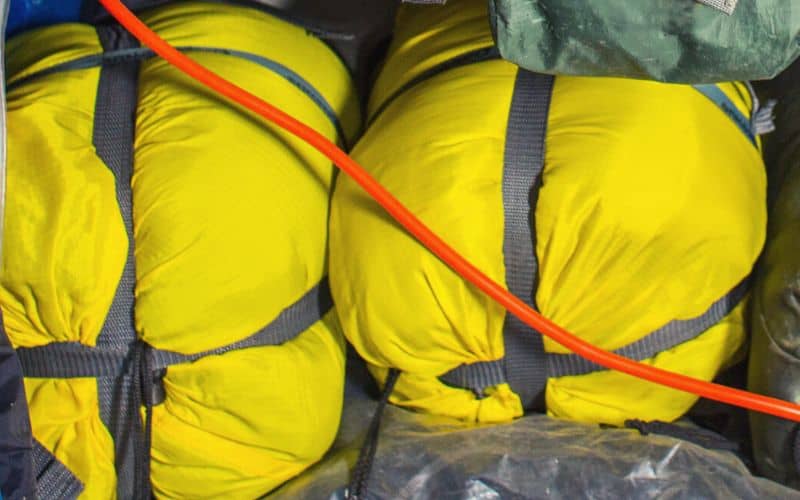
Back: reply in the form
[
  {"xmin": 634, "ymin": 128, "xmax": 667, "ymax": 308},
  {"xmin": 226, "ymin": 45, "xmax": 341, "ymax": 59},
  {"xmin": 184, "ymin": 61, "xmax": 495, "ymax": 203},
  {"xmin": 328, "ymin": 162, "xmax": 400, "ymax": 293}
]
[
  {"xmin": 367, "ymin": 45, "xmax": 501, "ymax": 126},
  {"xmin": 33, "ymin": 439, "xmax": 84, "ymax": 500},
  {"xmin": 345, "ymin": 368, "xmax": 400, "ymax": 500}
]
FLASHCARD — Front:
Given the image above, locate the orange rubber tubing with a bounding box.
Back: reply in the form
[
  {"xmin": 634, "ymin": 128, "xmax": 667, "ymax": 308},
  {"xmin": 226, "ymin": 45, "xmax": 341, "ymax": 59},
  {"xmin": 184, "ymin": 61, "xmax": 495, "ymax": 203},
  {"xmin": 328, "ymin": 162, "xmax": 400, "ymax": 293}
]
[{"xmin": 98, "ymin": 0, "xmax": 800, "ymax": 422}]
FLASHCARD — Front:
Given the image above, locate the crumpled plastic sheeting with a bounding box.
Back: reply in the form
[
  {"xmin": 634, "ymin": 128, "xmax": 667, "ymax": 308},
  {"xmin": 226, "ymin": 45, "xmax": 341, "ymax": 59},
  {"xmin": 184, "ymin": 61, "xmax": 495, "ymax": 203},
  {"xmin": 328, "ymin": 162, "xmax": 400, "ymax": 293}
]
[{"xmin": 271, "ymin": 361, "xmax": 799, "ymax": 499}]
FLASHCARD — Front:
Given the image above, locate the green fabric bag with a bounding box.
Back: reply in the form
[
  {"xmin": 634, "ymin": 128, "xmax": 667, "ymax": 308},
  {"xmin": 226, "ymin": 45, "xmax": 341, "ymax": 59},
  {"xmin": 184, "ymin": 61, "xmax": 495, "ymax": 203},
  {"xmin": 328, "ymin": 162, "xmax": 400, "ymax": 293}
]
[{"xmin": 489, "ymin": 0, "xmax": 800, "ymax": 83}]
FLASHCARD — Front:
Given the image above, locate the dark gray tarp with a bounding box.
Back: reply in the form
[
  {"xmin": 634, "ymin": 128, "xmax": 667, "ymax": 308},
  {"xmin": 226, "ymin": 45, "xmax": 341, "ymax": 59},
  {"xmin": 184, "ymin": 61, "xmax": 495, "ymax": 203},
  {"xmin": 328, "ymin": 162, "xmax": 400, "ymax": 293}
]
[
  {"xmin": 748, "ymin": 62, "xmax": 800, "ymax": 489},
  {"xmin": 271, "ymin": 354, "xmax": 799, "ymax": 499},
  {"xmin": 0, "ymin": 0, "xmax": 37, "ymax": 497},
  {"xmin": 489, "ymin": 0, "xmax": 800, "ymax": 83},
  {"xmin": 0, "ymin": 314, "xmax": 36, "ymax": 500}
]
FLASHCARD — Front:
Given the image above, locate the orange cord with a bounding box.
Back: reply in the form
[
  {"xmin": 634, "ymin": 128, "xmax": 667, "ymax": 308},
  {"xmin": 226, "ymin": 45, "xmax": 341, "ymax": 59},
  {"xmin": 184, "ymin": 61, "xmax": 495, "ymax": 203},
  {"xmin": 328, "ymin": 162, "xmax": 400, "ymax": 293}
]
[{"xmin": 97, "ymin": 0, "xmax": 800, "ymax": 422}]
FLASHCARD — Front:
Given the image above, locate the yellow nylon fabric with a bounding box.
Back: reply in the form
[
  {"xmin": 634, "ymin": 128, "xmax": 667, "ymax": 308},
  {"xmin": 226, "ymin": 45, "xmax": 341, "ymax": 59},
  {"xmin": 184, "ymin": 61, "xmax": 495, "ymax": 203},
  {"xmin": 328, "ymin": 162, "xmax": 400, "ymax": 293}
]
[
  {"xmin": 151, "ymin": 311, "xmax": 345, "ymax": 499},
  {"xmin": 4, "ymin": 26, "xmax": 122, "ymax": 497},
  {"xmin": 4, "ymin": 28, "xmax": 122, "ymax": 350},
  {"xmin": 25, "ymin": 378, "xmax": 117, "ymax": 500},
  {"xmin": 3, "ymin": 2, "xmax": 358, "ymax": 497},
  {"xmin": 134, "ymin": 2, "xmax": 360, "ymax": 353},
  {"xmin": 330, "ymin": 0, "xmax": 765, "ymax": 426}
]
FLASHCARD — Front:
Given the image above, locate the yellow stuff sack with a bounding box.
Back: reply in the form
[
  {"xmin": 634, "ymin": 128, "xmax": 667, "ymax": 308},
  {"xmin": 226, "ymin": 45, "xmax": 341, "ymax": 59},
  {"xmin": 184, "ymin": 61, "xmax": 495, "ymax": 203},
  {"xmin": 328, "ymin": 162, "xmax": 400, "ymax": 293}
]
[
  {"xmin": 2, "ymin": 2, "xmax": 359, "ymax": 498},
  {"xmin": 330, "ymin": 0, "xmax": 766, "ymax": 426}
]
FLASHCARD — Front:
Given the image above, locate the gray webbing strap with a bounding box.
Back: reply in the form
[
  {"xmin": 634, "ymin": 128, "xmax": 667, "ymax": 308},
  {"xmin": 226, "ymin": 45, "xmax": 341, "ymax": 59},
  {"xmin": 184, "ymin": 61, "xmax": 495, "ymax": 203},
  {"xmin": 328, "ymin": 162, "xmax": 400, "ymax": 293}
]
[
  {"xmin": 440, "ymin": 69, "xmax": 552, "ymax": 409},
  {"xmin": 93, "ymin": 22, "xmax": 141, "ymax": 500},
  {"xmin": 439, "ymin": 67, "xmax": 752, "ymax": 406},
  {"xmin": 33, "ymin": 439, "xmax": 84, "ymax": 500},
  {"xmin": 440, "ymin": 359, "xmax": 506, "ymax": 398},
  {"xmin": 17, "ymin": 286, "xmax": 331, "ymax": 498},
  {"xmin": 442, "ymin": 264, "xmax": 749, "ymax": 398},
  {"xmin": 7, "ymin": 45, "xmax": 349, "ymax": 149},
  {"xmin": 17, "ymin": 278, "xmax": 333, "ymax": 378},
  {"xmin": 18, "ymin": 277, "xmax": 332, "ymax": 375},
  {"xmin": 441, "ymin": 280, "xmax": 750, "ymax": 402},
  {"xmin": 497, "ymin": 69, "xmax": 553, "ymax": 411},
  {"xmin": 547, "ymin": 278, "xmax": 750, "ymax": 377},
  {"xmin": 17, "ymin": 283, "xmax": 333, "ymax": 497},
  {"xmin": 151, "ymin": 279, "xmax": 333, "ymax": 369},
  {"xmin": 367, "ymin": 45, "xmax": 501, "ymax": 126}
]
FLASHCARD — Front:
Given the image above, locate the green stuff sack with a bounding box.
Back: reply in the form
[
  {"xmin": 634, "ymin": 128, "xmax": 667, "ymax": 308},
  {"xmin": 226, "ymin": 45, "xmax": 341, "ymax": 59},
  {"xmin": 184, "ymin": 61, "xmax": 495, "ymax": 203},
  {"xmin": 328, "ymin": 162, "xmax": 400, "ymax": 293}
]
[
  {"xmin": 330, "ymin": 0, "xmax": 766, "ymax": 426},
  {"xmin": 2, "ymin": 2, "xmax": 359, "ymax": 498},
  {"xmin": 489, "ymin": 0, "xmax": 800, "ymax": 83},
  {"xmin": 748, "ymin": 81, "xmax": 800, "ymax": 488}
]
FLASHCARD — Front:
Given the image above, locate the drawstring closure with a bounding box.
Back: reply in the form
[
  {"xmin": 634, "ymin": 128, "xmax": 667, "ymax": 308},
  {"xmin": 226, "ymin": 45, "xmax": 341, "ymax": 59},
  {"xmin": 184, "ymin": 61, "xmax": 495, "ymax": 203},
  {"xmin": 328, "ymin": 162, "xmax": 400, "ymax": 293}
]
[
  {"xmin": 346, "ymin": 369, "xmax": 400, "ymax": 500},
  {"xmin": 129, "ymin": 340, "xmax": 155, "ymax": 500}
]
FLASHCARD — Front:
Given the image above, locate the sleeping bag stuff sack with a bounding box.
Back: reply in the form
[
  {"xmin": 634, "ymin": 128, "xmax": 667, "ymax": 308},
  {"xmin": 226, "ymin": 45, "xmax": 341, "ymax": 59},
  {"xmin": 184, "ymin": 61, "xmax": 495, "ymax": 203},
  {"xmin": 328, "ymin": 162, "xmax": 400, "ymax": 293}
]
[
  {"xmin": 2, "ymin": 1, "xmax": 360, "ymax": 498},
  {"xmin": 329, "ymin": 0, "xmax": 767, "ymax": 426},
  {"xmin": 748, "ymin": 82, "xmax": 800, "ymax": 488}
]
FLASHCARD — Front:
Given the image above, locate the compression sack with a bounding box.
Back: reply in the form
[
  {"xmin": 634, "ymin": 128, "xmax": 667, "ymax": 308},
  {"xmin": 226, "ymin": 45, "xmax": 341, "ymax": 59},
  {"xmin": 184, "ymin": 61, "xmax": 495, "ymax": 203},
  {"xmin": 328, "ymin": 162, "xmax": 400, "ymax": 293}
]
[
  {"xmin": 2, "ymin": 2, "xmax": 359, "ymax": 497},
  {"xmin": 330, "ymin": 0, "xmax": 766, "ymax": 426}
]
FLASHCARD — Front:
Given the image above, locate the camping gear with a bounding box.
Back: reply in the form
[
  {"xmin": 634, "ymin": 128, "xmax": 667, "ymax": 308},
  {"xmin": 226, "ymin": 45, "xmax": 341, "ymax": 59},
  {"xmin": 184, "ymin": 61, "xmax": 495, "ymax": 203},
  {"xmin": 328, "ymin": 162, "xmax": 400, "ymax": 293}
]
[
  {"xmin": 1, "ymin": 0, "xmax": 798, "ymax": 496},
  {"xmin": 748, "ymin": 72, "xmax": 800, "ymax": 489},
  {"xmin": 270, "ymin": 359, "xmax": 800, "ymax": 499},
  {"xmin": 489, "ymin": 0, "xmax": 800, "ymax": 83},
  {"xmin": 101, "ymin": 0, "xmax": 800, "ymax": 426},
  {"xmin": 1, "ymin": 1, "xmax": 359, "ymax": 497},
  {"xmin": 330, "ymin": 0, "xmax": 767, "ymax": 426}
]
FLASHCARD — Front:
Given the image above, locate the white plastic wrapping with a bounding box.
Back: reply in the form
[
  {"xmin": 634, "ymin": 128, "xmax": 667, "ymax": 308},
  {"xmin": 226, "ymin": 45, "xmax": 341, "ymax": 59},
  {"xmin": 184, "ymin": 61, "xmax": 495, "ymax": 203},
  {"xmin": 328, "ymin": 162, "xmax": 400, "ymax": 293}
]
[{"xmin": 271, "ymin": 362, "xmax": 799, "ymax": 499}]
